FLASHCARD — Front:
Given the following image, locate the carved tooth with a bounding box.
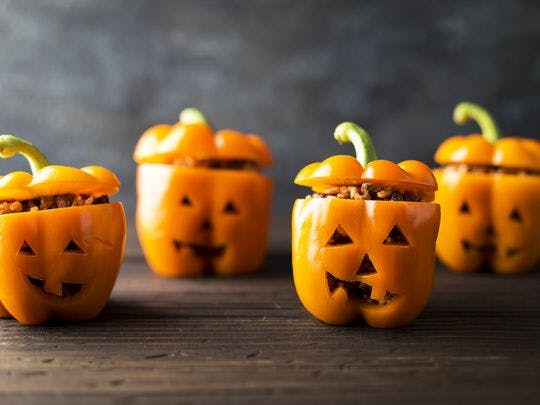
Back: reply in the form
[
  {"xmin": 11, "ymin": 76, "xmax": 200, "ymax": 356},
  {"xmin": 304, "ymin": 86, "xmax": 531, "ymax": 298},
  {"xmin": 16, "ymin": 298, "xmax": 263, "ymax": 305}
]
[
  {"xmin": 362, "ymin": 283, "xmax": 372, "ymax": 299},
  {"xmin": 370, "ymin": 286, "xmax": 387, "ymax": 301},
  {"xmin": 344, "ymin": 281, "xmax": 365, "ymax": 300},
  {"xmin": 385, "ymin": 292, "xmax": 396, "ymax": 304}
]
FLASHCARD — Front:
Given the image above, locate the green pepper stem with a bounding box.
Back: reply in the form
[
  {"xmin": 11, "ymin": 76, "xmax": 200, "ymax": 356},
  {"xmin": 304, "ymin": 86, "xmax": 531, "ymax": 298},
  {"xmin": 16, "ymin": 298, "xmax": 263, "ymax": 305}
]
[
  {"xmin": 334, "ymin": 122, "xmax": 378, "ymax": 166},
  {"xmin": 0, "ymin": 134, "xmax": 50, "ymax": 175},
  {"xmin": 178, "ymin": 108, "xmax": 208, "ymax": 125},
  {"xmin": 453, "ymin": 102, "xmax": 501, "ymax": 143}
]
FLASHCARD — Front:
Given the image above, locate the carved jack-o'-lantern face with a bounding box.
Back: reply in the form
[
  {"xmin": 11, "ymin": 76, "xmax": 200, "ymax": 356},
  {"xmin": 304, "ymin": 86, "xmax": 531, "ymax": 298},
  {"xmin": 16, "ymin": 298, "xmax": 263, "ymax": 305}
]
[
  {"xmin": 434, "ymin": 102, "xmax": 540, "ymax": 274},
  {"xmin": 435, "ymin": 170, "xmax": 540, "ymax": 274},
  {"xmin": 134, "ymin": 108, "xmax": 273, "ymax": 277},
  {"xmin": 0, "ymin": 204, "xmax": 126, "ymax": 324},
  {"xmin": 292, "ymin": 122, "xmax": 440, "ymax": 328},
  {"xmin": 293, "ymin": 198, "xmax": 439, "ymax": 328},
  {"xmin": 136, "ymin": 165, "xmax": 272, "ymax": 276}
]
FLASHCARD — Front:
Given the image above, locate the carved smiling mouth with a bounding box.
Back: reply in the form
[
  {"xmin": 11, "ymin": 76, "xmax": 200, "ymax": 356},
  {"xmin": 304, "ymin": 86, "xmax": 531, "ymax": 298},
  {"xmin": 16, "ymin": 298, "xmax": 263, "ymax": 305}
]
[
  {"xmin": 461, "ymin": 240, "xmax": 521, "ymax": 258},
  {"xmin": 25, "ymin": 274, "xmax": 83, "ymax": 298},
  {"xmin": 461, "ymin": 239, "xmax": 496, "ymax": 254},
  {"xmin": 172, "ymin": 240, "xmax": 226, "ymax": 259},
  {"xmin": 326, "ymin": 272, "xmax": 396, "ymax": 305}
]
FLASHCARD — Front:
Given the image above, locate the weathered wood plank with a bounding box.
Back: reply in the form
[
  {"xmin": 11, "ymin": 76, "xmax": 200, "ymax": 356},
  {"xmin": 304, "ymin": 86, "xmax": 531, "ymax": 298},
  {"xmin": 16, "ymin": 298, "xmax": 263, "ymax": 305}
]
[{"xmin": 1, "ymin": 256, "xmax": 539, "ymax": 404}]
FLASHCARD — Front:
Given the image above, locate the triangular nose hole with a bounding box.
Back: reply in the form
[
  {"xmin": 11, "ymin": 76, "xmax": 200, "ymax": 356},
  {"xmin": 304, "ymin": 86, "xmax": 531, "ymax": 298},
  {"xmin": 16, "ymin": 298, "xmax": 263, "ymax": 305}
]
[
  {"xmin": 18, "ymin": 241, "xmax": 35, "ymax": 256},
  {"xmin": 223, "ymin": 201, "xmax": 238, "ymax": 214},
  {"xmin": 64, "ymin": 240, "xmax": 85, "ymax": 254},
  {"xmin": 326, "ymin": 225, "xmax": 353, "ymax": 246},
  {"xmin": 383, "ymin": 225, "xmax": 409, "ymax": 246},
  {"xmin": 180, "ymin": 196, "xmax": 192, "ymax": 206},
  {"xmin": 509, "ymin": 208, "xmax": 522, "ymax": 222},
  {"xmin": 357, "ymin": 254, "xmax": 377, "ymax": 275},
  {"xmin": 201, "ymin": 219, "xmax": 213, "ymax": 231}
]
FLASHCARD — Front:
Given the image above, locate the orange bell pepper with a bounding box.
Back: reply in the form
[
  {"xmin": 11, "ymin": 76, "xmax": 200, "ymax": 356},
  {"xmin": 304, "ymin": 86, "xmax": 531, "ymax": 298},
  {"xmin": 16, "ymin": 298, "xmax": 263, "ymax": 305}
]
[
  {"xmin": 434, "ymin": 102, "xmax": 540, "ymax": 275},
  {"xmin": 134, "ymin": 108, "xmax": 273, "ymax": 277},
  {"xmin": 292, "ymin": 122, "xmax": 440, "ymax": 328},
  {"xmin": 0, "ymin": 135, "xmax": 126, "ymax": 324}
]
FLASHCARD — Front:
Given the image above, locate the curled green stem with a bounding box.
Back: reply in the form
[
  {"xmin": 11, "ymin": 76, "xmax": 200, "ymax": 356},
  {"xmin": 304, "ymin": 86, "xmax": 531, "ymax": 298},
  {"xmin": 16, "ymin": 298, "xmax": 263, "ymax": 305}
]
[
  {"xmin": 0, "ymin": 135, "xmax": 49, "ymax": 175},
  {"xmin": 453, "ymin": 102, "xmax": 501, "ymax": 143},
  {"xmin": 334, "ymin": 122, "xmax": 378, "ymax": 166},
  {"xmin": 179, "ymin": 108, "xmax": 208, "ymax": 125}
]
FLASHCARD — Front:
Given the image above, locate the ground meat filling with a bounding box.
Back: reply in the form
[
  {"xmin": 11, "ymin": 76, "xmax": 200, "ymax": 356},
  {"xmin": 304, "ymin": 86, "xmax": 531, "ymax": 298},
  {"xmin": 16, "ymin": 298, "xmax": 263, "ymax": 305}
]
[
  {"xmin": 306, "ymin": 183, "xmax": 426, "ymax": 202},
  {"xmin": 172, "ymin": 157, "xmax": 258, "ymax": 171},
  {"xmin": 0, "ymin": 194, "xmax": 110, "ymax": 215},
  {"xmin": 443, "ymin": 163, "xmax": 540, "ymax": 176}
]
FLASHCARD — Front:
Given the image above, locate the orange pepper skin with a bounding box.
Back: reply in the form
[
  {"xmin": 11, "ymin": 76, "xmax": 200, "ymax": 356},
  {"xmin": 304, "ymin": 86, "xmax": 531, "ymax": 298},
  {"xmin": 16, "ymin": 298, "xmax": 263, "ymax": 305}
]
[
  {"xmin": 292, "ymin": 122, "xmax": 440, "ymax": 328},
  {"xmin": 435, "ymin": 169, "xmax": 540, "ymax": 275},
  {"xmin": 136, "ymin": 164, "xmax": 272, "ymax": 276},
  {"xmin": 434, "ymin": 103, "xmax": 540, "ymax": 275},
  {"xmin": 0, "ymin": 203, "xmax": 126, "ymax": 325},
  {"xmin": 492, "ymin": 175, "xmax": 540, "ymax": 274},
  {"xmin": 134, "ymin": 108, "xmax": 273, "ymax": 277},
  {"xmin": 292, "ymin": 198, "xmax": 439, "ymax": 328}
]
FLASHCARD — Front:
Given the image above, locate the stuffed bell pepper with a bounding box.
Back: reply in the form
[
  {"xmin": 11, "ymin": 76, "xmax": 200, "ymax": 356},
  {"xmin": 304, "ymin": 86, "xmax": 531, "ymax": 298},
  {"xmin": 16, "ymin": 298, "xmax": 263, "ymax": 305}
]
[
  {"xmin": 134, "ymin": 108, "xmax": 273, "ymax": 277},
  {"xmin": 292, "ymin": 122, "xmax": 440, "ymax": 328},
  {"xmin": 434, "ymin": 102, "xmax": 540, "ymax": 275},
  {"xmin": 0, "ymin": 135, "xmax": 126, "ymax": 324}
]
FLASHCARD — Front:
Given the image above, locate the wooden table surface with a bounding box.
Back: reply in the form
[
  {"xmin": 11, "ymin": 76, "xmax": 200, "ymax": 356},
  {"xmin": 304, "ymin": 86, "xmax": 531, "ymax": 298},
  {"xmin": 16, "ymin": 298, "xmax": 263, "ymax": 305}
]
[{"xmin": 1, "ymin": 255, "xmax": 539, "ymax": 404}]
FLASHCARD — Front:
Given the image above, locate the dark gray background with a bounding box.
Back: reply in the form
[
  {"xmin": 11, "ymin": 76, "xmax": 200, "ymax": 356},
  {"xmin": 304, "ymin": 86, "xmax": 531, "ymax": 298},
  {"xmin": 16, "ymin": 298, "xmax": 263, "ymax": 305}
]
[{"xmin": 0, "ymin": 0, "xmax": 538, "ymax": 255}]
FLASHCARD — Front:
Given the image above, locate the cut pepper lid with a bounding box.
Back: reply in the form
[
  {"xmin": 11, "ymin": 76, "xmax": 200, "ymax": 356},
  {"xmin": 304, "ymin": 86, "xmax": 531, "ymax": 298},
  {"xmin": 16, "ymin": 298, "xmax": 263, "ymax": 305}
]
[
  {"xmin": 134, "ymin": 108, "xmax": 272, "ymax": 167},
  {"xmin": 294, "ymin": 122, "xmax": 437, "ymax": 195},
  {"xmin": 0, "ymin": 134, "xmax": 119, "ymax": 200},
  {"xmin": 435, "ymin": 102, "xmax": 540, "ymax": 170}
]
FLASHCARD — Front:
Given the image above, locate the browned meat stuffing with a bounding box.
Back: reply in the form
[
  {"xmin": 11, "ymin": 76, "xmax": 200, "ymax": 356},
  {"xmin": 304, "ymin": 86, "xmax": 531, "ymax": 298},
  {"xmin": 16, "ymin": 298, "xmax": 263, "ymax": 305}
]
[
  {"xmin": 0, "ymin": 194, "xmax": 109, "ymax": 215},
  {"xmin": 306, "ymin": 183, "xmax": 426, "ymax": 202},
  {"xmin": 444, "ymin": 163, "xmax": 540, "ymax": 175},
  {"xmin": 172, "ymin": 157, "xmax": 258, "ymax": 170}
]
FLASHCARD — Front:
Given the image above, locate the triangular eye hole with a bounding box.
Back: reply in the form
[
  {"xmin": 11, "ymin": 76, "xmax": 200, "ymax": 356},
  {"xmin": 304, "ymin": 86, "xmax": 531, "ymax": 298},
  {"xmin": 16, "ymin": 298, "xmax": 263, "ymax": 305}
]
[
  {"xmin": 383, "ymin": 225, "xmax": 410, "ymax": 246},
  {"xmin": 223, "ymin": 201, "xmax": 238, "ymax": 214},
  {"xmin": 180, "ymin": 196, "xmax": 192, "ymax": 206},
  {"xmin": 459, "ymin": 201, "xmax": 470, "ymax": 214},
  {"xmin": 509, "ymin": 208, "xmax": 522, "ymax": 222},
  {"xmin": 357, "ymin": 254, "xmax": 377, "ymax": 275},
  {"xmin": 18, "ymin": 241, "xmax": 36, "ymax": 256},
  {"xmin": 64, "ymin": 240, "xmax": 85, "ymax": 254},
  {"xmin": 326, "ymin": 225, "xmax": 353, "ymax": 246}
]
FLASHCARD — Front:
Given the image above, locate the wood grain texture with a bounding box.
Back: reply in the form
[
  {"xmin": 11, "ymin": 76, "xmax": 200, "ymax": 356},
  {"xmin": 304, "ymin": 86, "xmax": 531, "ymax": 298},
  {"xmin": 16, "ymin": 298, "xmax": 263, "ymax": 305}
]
[{"xmin": 1, "ymin": 255, "xmax": 539, "ymax": 404}]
